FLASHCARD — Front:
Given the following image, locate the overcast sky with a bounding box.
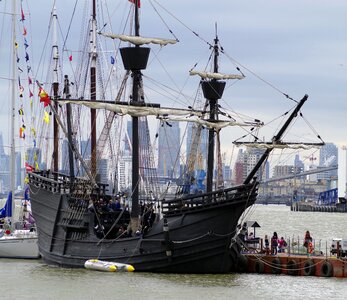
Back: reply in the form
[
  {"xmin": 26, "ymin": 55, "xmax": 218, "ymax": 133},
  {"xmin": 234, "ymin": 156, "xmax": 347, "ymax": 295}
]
[{"xmin": 0, "ymin": 0, "xmax": 346, "ymax": 165}]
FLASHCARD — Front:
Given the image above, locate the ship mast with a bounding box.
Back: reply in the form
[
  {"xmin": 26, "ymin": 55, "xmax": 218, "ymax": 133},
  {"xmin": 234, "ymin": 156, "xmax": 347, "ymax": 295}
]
[
  {"xmin": 52, "ymin": 6, "xmax": 59, "ymax": 173},
  {"xmin": 120, "ymin": 0, "xmax": 150, "ymax": 219},
  {"xmin": 10, "ymin": 0, "xmax": 17, "ymax": 224},
  {"xmin": 202, "ymin": 30, "xmax": 226, "ymax": 194},
  {"xmin": 243, "ymin": 95, "xmax": 309, "ymax": 184},
  {"xmin": 90, "ymin": 0, "xmax": 97, "ymax": 176},
  {"xmin": 131, "ymin": 0, "xmax": 141, "ymax": 218}
]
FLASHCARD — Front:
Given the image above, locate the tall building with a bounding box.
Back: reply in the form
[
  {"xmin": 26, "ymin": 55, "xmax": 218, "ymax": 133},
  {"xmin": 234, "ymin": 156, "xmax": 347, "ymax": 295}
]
[
  {"xmin": 294, "ymin": 154, "xmax": 304, "ymax": 171},
  {"xmin": 124, "ymin": 120, "xmax": 132, "ymax": 153},
  {"xmin": 61, "ymin": 139, "xmax": 69, "ymax": 174},
  {"xmin": 98, "ymin": 158, "xmax": 108, "ymax": 184},
  {"xmin": 233, "ymin": 148, "xmax": 268, "ymax": 184},
  {"xmin": 318, "ymin": 143, "xmax": 338, "ymax": 181},
  {"xmin": 157, "ymin": 122, "xmax": 180, "ymax": 178},
  {"xmin": 80, "ymin": 139, "xmax": 91, "ymax": 160}
]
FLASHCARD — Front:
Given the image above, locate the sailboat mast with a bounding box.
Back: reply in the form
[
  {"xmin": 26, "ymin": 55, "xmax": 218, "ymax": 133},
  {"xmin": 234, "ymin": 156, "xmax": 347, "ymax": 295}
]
[
  {"xmin": 10, "ymin": 0, "xmax": 17, "ymax": 222},
  {"xmin": 52, "ymin": 6, "xmax": 59, "ymax": 173},
  {"xmin": 131, "ymin": 0, "xmax": 141, "ymax": 217},
  {"xmin": 90, "ymin": 0, "xmax": 97, "ymax": 176}
]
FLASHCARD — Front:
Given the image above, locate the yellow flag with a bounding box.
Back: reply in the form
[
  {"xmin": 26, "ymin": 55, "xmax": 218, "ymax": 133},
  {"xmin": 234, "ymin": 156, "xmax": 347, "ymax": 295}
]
[
  {"xmin": 43, "ymin": 111, "xmax": 50, "ymax": 124},
  {"xmin": 35, "ymin": 161, "xmax": 39, "ymax": 171},
  {"xmin": 31, "ymin": 127, "xmax": 36, "ymax": 137}
]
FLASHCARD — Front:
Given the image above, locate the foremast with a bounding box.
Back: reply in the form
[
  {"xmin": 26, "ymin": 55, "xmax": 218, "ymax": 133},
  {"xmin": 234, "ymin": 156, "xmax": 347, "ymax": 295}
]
[
  {"xmin": 52, "ymin": 6, "xmax": 59, "ymax": 173},
  {"xmin": 201, "ymin": 34, "xmax": 226, "ymax": 194}
]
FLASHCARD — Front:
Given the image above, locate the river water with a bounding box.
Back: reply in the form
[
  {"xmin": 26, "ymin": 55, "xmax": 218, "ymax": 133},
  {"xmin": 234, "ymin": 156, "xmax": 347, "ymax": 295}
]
[{"xmin": 1, "ymin": 204, "xmax": 347, "ymax": 300}]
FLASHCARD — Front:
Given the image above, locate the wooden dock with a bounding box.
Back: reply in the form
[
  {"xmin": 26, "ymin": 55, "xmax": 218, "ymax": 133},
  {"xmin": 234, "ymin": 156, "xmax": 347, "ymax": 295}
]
[{"xmin": 243, "ymin": 253, "xmax": 347, "ymax": 277}]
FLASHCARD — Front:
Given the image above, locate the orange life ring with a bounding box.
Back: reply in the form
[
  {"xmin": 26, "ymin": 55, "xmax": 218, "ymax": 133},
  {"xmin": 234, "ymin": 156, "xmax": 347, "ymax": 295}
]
[{"xmin": 308, "ymin": 242, "xmax": 314, "ymax": 253}]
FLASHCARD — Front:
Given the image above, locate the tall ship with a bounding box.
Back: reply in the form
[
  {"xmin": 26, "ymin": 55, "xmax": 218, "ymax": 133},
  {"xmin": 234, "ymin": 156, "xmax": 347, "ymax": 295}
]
[{"xmin": 27, "ymin": 0, "xmax": 323, "ymax": 272}]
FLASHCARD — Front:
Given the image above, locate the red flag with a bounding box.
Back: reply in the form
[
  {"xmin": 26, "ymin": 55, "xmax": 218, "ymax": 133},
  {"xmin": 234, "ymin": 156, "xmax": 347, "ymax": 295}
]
[
  {"xmin": 38, "ymin": 87, "xmax": 51, "ymax": 107},
  {"xmin": 23, "ymin": 26, "xmax": 27, "ymax": 36},
  {"xmin": 21, "ymin": 7, "xmax": 25, "ymax": 21},
  {"xmin": 25, "ymin": 162, "xmax": 34, "ymax": 172},
  {"xmin": 128, "ymin": 0, "xmax": 141, "ymax": 8},
  {"xmin": 69, "ymin": 55, "xmax": 72, "ymax": 61}
]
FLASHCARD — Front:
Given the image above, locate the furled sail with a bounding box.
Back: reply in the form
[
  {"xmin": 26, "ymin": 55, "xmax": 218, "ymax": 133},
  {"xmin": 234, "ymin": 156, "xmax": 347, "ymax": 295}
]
[
  {"xmin": 57, "ymin": 99, "xmax": 263, "ymax": 129},
  {"xmin": 100, "ymin": 33, "xmax": 177, "ymax": 46},
  {"xmin": 234, "ymin": 142, "xmax": 323, "ymax": 150},
  {"xmin": 158, "ymin": 116, "xmax": 260, "ymax": 130},
  {"xmin": 58, "ymin": 99, "xmax": 203, "ymax": 117},
  {"xmin": 189, "ymin": 70, "xmax": 244, "ymax": 80}
]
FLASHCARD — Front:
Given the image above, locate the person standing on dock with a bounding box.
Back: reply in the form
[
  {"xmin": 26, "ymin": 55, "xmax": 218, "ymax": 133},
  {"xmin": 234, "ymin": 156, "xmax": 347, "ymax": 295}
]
[
  {"xmin": 271, "ymin": 232, "xmax": 278, "ymax": 255},
  {"xmin": 303, "ymin": 230, "xmax": 313, "ymax": 253},
  {"xmin": 278, "ymin": 237, "xmax": 287, "ymax": 253},
  {"xmin": 264, "ymin": 234, "xmax": 270, "ymax": 254}
]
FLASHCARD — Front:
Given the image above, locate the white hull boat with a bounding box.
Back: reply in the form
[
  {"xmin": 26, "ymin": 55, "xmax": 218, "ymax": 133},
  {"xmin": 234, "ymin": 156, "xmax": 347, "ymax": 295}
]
[{"xmin": 0, "ymin": 230, "xmax": 39, "ymax": 259}]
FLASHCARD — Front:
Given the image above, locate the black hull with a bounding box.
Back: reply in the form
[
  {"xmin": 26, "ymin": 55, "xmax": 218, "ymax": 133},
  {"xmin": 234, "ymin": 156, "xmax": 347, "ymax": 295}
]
[{"xmin": 28, "ymin": 173, "xmax": 257, "ymax": 273}]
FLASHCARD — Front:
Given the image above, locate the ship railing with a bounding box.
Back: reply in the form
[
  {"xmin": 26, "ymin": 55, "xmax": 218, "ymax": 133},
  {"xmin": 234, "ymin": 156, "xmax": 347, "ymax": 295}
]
[
  {"xmin": 162, "ymin": 182, "xmax": 258, "ymax": 214},
  {"xmin": 28, "ymin": 171, "xmax": 109, "ymax": 196}
]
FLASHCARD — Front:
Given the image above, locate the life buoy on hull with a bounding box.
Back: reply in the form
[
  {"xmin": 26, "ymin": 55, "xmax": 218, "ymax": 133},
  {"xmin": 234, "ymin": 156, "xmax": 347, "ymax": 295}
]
[
  {"xmin": 254, "ymin": 260, "xmax": 264, "ymax": 273},
  {"xmin": 271, "ymin": 258, "xmax": 281, "ymax": 274},
  {"xmin": 320, "ymin": 261, "xmax": 333, "ymax": 277},
  {"xmin": 286, "ymin": 260, "xmax": 298, "ymax": 276},
  {"xmin": 303, "ymin": 259, "xmax": 316, "ymax": 276},
  {"xmin": 235, "ymin": 254, "xmax": 248, "ymax": 273}
]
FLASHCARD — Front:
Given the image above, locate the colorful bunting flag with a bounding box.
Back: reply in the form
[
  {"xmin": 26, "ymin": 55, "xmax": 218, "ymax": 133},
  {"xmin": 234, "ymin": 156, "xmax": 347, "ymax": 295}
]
[
  {"xmin": 19, "ymin": 126, "xmax": 25, "ymax": 139},
  {"xmin": 39, "ymin": 87, "xmax": 51, "ymax": 107},
  {"xmin": 43, "ymin": 111, "xmax": 50, "ymax": 124},
  {"xmin": 21, "ymin": 7, "xmax": 25, "ymax": 21},
  {"xmin": 25, "ymin": 162, "xmax": 34, "ymax": 172}
]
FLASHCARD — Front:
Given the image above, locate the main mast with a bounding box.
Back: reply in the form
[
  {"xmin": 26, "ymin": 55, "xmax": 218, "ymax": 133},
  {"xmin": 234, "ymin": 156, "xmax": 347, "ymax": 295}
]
[
  {"xmin": 90, "ymin": 0, "xmax": 97, "ymax": 176},
  {"xmin": 120, "ymin": 0, "xmax": 150, "ymax": 220}
]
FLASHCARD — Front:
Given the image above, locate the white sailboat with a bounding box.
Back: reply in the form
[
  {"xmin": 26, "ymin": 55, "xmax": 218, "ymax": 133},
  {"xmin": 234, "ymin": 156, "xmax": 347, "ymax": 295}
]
[{"xmin": 0, "ymin": 0, "xmax": 39, "ymax": 259}]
